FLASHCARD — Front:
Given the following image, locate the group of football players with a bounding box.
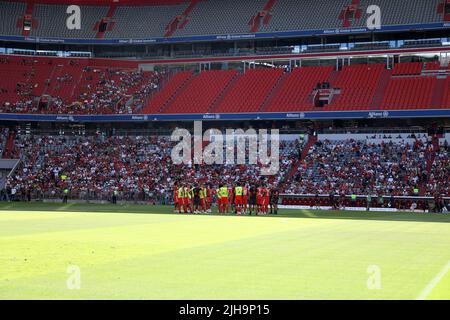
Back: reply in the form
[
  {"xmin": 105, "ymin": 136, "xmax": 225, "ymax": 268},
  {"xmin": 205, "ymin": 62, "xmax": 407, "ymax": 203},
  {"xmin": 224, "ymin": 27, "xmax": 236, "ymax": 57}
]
[{"xmin": 173, "ymin": 182, "xmax": 280, "ymax": 215}]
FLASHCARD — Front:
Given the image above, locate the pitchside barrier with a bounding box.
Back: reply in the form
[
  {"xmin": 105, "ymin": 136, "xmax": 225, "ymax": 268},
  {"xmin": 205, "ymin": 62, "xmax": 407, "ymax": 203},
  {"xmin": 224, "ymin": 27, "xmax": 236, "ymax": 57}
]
[{"xmin": 280, "ymin": 194, "xmax": 450, "ymax": 213}]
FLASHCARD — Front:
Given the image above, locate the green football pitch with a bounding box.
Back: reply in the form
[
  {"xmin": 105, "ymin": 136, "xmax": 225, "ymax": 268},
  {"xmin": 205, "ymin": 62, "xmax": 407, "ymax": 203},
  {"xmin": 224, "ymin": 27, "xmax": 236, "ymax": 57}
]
[{"xmin": 1, "ymin": 202, "xmax": 449, "ymax": 300}]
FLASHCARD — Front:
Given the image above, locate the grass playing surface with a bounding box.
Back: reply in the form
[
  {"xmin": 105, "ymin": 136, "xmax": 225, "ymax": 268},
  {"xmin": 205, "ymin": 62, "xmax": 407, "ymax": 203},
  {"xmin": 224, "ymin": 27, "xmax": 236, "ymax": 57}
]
[{"xmin": 1, "ymin": 202, "xmax": 449, "ymax": 300}]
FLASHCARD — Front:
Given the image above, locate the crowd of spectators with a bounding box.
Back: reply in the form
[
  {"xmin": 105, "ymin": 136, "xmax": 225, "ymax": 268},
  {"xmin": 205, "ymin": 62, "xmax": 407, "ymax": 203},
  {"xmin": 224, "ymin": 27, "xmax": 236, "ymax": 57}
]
[
  {"xmin": 284, "ymin": 137, "xmax": 450, "ymax": 197},
  {"xmin": 4, "ymin": 134, "xmax": 300, "ymax": 202},
  {"xmin": 71, "ymin": 67, "xmax": 163, "ymax": 114},
  {"xmin": 0, "ymin": 56, "xmax": 164, "ymax": 114},
  {"xmin": 2, "ymin": 132, "xmax": 449, "ymax": 204}
]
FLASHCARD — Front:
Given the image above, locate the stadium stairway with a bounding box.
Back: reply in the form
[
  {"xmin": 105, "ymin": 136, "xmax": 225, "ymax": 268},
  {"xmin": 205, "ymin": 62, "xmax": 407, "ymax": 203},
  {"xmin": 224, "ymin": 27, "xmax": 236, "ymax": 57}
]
[
  {"xmin": 207, "ymin": 71, "xmax": 241, "ymax": 113},
  {"xmin": 281, "ymin": 134, "xmax": 318, "ymax": 188},
  {"xmin": 371, "ymin": 68, "xmax": 392, "ymax": 109},
  {"xmin": 2, "ymin": 130, "xmax": 16, "ymax": 159},
  {"xmin": 249, "ymin": 0, "xmax": 276, "ymax": 33},
  {"xmin": 141, "ymin": 71, "xmax": 194, "ymax": 114},
  {"xmin": 423, "ymin": 135, "xmax": 441, "ymax": 195},
  {"xmin": 95, "ymin": 4, "xmax": 117, "ymax": 38},
  {"xmin": 165, "ymin": 0, "xmax": 199, "ymax": 37},
  {"xmin": 437, "ymin": 0, "xmax": 450, "ymax": 21},
  {"xmin": 258, "ymin": 71, "xmax": 289, "ymax": 112},
  {"xmin": 339, "ymin": 0, "xmax": 363, "ymax": 28},
  {"xmin": 163, "ymin": 69, "xmax": 239, "ymax": 114},
  {"xmin": 21, "ymin": 1, "xmax": 35, "ymax": 36},
  {"xmin": 212, "ymin": 68, "xmax": 284, "ymax": 113}
]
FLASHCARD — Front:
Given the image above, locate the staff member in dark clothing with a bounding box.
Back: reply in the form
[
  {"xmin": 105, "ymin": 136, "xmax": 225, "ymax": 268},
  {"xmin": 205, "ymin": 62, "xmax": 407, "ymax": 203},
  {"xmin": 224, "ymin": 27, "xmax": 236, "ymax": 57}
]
[
  {"xmin": 192, "ymin": 184, "xmax": 201, "ymax": 214},
  {"xmin": 269, "ymin": 187, "xmax": 280, "ymax": 215},
  {"xmin": 248, "ymin": 184, "xmax": 257, "ymax": 215}
]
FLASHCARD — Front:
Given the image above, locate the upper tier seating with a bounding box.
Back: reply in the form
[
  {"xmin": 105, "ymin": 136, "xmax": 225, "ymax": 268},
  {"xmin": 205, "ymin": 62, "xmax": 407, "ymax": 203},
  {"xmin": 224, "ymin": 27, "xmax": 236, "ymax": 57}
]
[
  {"xmin": 260, "ymin": 0, "xmax": 348, "ymax": 32},
  {"xmin": 352, "ymin": 0, "xmax": 442, "ymax": 28},
  {"xmin": 0, "ymin": 0, "xmax": 443, "ymax": 39},
  {"xmin": 0, "ymin": 1, "xmax": 25, "ymax": 36},
  {"xmin": 105, "ymin": 4, "xmax": 186, "ymax": 39},
  {"xmin": 31, "ymin": 4, "xmax": 108, "ymax": 38},
  {"xmin": 175, "ymin": 0, "xmax": 267, "ymax": 36}
]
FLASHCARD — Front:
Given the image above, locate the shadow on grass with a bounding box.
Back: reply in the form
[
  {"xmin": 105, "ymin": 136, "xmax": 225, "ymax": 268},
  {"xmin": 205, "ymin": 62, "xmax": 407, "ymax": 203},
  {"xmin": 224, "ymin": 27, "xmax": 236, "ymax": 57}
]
[{"xmin": 0, "ymin": 201, "xmax": 449, "ymax": 223}]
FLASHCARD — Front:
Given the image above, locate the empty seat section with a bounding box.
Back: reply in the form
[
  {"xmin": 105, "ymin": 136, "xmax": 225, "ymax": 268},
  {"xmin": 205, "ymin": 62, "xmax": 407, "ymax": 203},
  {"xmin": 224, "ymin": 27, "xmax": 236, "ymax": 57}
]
[
  {"xmin": 141, "ymin": 71, "xmax": 193, "ymax": 114},
  {"xmin": 214, "ymin": 68, "xmax": 283, "ymax": 113},
  {"xmin": 106, "ymin": 4, "xmax": 186, "ymax": 39},
  {"xmin": 261, "ymin": 0, "xmax": 348, "ymax": 32},
  {"xmin": 0, "ymin": 56, "xmax": 54, "ymax": 104},
  {"xmin": 164, "ymin": 69, "xmax": 238, "ymax": 114},
  {"xmin": 440, "ymin": 77, "xmax": 450, "ymax": 108},
  {"xmin": 47, "ymin": 62, "xmax": 86, "ymax": 103},
  {"xmin": 265, "ymin": 66, "xmax": 334, "ymax": 112},
  {"xmin": 0, "ymin": 1, "xmax": 26, "ymax": 36},
  {"xmin": 328, "ymin": 64, "xmax": 385, "ymax": 110},
  {"xmin": 425, "ymin": 61, "xmax": 441, "ymax": 70},
  {"xmin": 381, "ymin": 76, "xmax": 436, "ymax": 109},
  {"xmin": 31, "ymin": 4, "xmax": 108, "ymax": 39},
  {"xmin": 175, "ymin": 0, "xmax": 266, "ymax": 36},
  {"xmin": 353, "ymin": 0, "xmax": 441, "ymax": 28},
  {"xmin": 392, "ymin": 62, "xmax": 423, "ymax": 76}
]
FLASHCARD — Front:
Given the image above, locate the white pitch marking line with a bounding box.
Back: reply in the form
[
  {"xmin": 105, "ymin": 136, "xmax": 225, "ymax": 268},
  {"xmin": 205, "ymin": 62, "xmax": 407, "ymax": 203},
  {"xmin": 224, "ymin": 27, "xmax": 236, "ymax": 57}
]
[{"xmin": 416, "ymin": 260, "xmax": 450, "ymax": 300}]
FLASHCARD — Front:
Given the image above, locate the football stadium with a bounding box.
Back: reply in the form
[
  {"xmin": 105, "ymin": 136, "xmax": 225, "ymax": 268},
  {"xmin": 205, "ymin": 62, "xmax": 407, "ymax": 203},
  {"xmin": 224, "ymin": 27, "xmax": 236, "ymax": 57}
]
[{"xmin": 0, "ymin": 0, "xmax": 449, "ymax": 303}]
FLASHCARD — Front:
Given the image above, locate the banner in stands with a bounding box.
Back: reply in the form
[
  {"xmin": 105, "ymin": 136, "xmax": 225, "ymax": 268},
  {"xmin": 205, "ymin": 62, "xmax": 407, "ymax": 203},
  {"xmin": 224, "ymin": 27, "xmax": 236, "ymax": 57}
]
[
  {"xmin": 0, "ymin": 109, "xmax": 449, "ymax": 122},
  {"xmin": 0, "ymin": 22, "xmax": 449, "ymax": 44}
]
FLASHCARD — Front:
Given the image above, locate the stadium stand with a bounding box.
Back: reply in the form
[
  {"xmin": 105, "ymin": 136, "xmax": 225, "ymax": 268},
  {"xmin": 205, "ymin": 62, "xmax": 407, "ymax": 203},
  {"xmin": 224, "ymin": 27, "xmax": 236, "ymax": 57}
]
[
  {"xmin": 260, "ymin": 0, "xmax": 348, "ymax": 32},
  {"xmin": 0, "ymin": 1, "xmax": 26, "ymax": 36},
  {"xmin": 31, "ymin": 4, "xmax": 108, "ymax": 38},
  {"xmin": 0, "ymin": 0, "xmax": 445, "ymax": 39},
  {"xmin": 0, "ymin": 55, "xmax": 163, "ymax": 114},
  {"xmin": 104, "ymin": 3, "xmax": 187, "ymax": 39},
  {"xmin": 283, "ymin": 136, "xmax": 450, "ymax": 197},
  {"xmin": 4, "ymin": 133, "xmax": 301, "ymax": 201},
  {"xmin": 350, "ymin": 0, "xmax": 442, "ymax": 28},
  {"xmin": 174, "ymin": 0, "xmax": 267, "ymax": 36},
  {"xmin": 1, "ymin": 54, "xmax": 449, "ymax": 114}
]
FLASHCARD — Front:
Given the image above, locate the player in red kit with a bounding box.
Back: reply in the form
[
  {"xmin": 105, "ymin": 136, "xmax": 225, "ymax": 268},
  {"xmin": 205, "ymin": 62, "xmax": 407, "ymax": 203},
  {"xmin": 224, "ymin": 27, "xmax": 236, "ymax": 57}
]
[
  {"xmin": 173, "ymin": 184, "xmax": 179, "ymax": 213},
  {"xmin": 263, "ymin": 186, "xmax": 270, "ymax": 215},
  {"xmin": 256, "ymin": 184, "xmax": 264, "ymax": 215}
]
